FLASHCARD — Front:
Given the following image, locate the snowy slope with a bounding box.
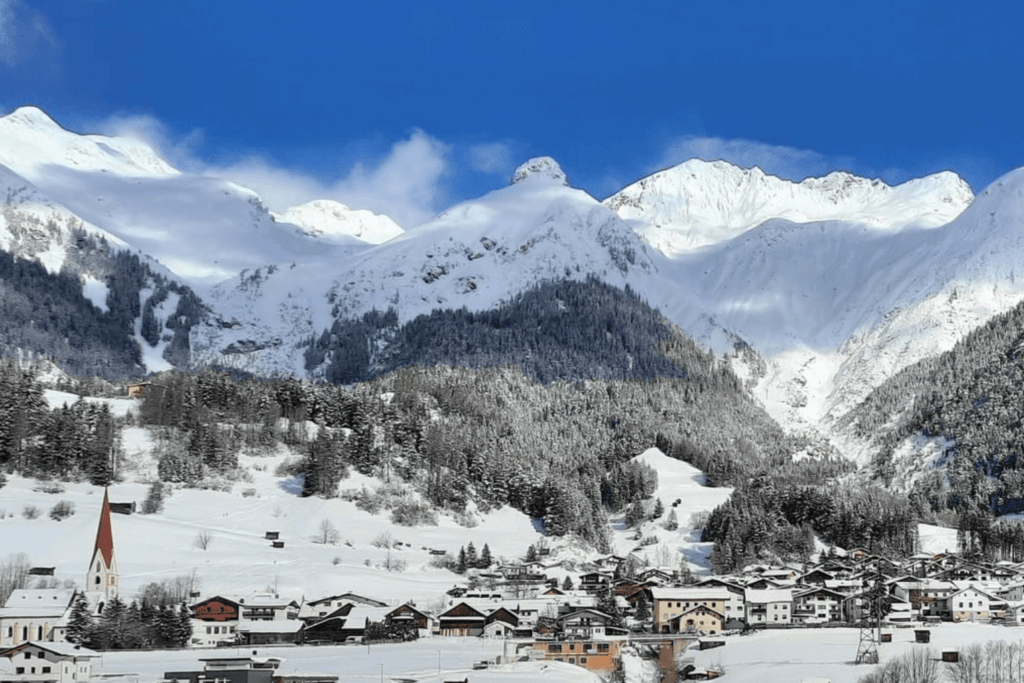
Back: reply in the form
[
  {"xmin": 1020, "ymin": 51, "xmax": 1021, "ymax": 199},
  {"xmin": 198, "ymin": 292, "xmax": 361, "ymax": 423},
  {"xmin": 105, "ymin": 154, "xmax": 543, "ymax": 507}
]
[
  {"xmin": 623, "ymin": 165, "xmax": 1024, "ymax": 455},
  {"xmin": 610, "ymin": 448, "xmax": 733, "ymax": 576},
  {"xmin": 191, "ymin": 157, "xmax": 658, "ymax": 376},
  {"xmin": 605, "ymin": 158, "xmax": 973, "ymax": 255},
  {"xmin": 0, "ymin": 107, "xmax": 367, "ymax": 291},
  {"xmin": 274, "ymin": 199, "xmax": 405, "ymax": 245}
]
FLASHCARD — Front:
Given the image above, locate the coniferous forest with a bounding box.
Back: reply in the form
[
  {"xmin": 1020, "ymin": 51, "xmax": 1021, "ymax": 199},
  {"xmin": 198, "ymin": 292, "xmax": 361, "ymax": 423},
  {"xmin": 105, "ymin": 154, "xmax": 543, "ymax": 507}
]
[{"xmin": 843, "ymin": 294, "xmax": 1024, "ymax": 558}]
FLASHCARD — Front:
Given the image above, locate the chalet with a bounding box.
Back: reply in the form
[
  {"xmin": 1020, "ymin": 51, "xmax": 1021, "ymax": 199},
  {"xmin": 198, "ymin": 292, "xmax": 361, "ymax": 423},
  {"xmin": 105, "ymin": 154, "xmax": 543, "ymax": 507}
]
[
  {"xmin": 300, "ymin": 594, "xmax": 386, "ymax": 622},
  {"xmin": 189, "ymin": 596, "xmax": 242, "ymax": 647},
  {"xmin": 796, "ymin": 569, "xmax": 835, "ymax": 586},
  {"xmin": 300, "ymin": 606, "xmax": 391, "ymax": 643},
  {"xmin": 385, "ymin": 604, "xmax": 432, "ymax": 636},
  {"xmin": 650, "ymin": 588, "xmax": 730, "ymax": 634},
  {"xmin": 238, "ymin": 594, "xmax": 299, "ymax": 622},
  {"xmin": 235, "ymin": 620, "xmax": 302, "ymax": 646},
  {"xmin": 437, "ymin": 603, "xmax": 486, "ymax": 637},
  {"xmin": 0, "ymin": 642, "xmax": 98, "ymax": 683},
  {"xmin": 482, "ymin": 607, "xmax": 519, "ymax": 638},
  {"xmin": 525, "ymin": 638, "xmax": 624, "ymax": 675},
  {"xmin": 557, "ymin": 609, "xmax": 611, "ymax": 639},
  {"xmin": 579, "ymin": 572, "xmax": 613, "ymax": 594},
  {"xmin": 792, "ymin": 588, "xmax": 845, "ymax": 625},
  {"xmin": 126, "ymin": 382, "xmax": 151, "ymax": 398},
  {"xmin": 669, "ymin": 605, "xmax": 724, "ymax": 634},
  {"xmin": 744, "ymin": 589, "xmax": 792, "ymax": 626},
  {"xmin": 637, "ymin": 568, "xmax": 677, "ymax": 585},
  {"xmin": 0, "ymin": 591, "xmax": 76, "ymax": 647}
]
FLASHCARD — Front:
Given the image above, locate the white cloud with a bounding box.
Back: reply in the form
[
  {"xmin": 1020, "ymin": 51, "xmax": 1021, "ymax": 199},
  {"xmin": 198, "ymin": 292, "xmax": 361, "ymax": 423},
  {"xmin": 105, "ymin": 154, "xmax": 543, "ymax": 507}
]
[
  {"xmin": 0, "ymin": 0, "xmax": 59, "ymax": 67},
  {"xmin": 468, "ymin": 141, "xmax": 514, "ymax": 175},
  {"xmin": 658, "ymin": 135, "xmax": 856, "ymax": 182},
  {"xmin": 93, "ymin": 114, "xmax": 457, "ymax": 229}
]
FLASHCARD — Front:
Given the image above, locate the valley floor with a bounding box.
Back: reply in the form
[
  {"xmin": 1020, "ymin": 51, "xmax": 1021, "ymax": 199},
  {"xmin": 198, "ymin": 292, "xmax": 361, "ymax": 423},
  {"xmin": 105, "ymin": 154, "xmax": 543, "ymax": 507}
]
[{"xmin": 90, "ymin": 624, "xmax": 1024, "ymax": 683}]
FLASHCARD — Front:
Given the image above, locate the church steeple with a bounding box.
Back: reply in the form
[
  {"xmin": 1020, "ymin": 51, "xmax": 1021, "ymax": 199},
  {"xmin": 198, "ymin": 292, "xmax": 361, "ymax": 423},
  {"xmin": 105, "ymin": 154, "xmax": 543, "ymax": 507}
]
[{"xmin": 86, "ymin": 489, "xmax": 117, "ymax": 601}]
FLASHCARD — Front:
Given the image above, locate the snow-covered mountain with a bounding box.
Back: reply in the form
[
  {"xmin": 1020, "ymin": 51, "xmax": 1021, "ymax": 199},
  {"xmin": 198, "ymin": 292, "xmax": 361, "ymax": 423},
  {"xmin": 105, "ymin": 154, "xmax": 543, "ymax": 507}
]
[
  {"xmin": 273, "ymin": 199, "xmax": 405, "ymax": 245},
  {"xmin": 191, "ymin": 157, "xmax": 657, "ymax": 376},
  {"xmin": 5, "ymin": 106, "xmax": 1024, "ymax": 469},
  {"xmin": 605, "ymin": 158, "xmax": 973, "ymax": 255}
]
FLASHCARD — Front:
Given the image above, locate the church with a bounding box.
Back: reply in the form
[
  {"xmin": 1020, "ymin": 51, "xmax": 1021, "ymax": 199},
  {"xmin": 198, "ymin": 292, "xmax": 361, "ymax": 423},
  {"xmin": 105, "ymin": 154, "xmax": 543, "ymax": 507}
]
[{"xmin": 0, "ymin": 490, "xmax": 119, "ymax": 646}]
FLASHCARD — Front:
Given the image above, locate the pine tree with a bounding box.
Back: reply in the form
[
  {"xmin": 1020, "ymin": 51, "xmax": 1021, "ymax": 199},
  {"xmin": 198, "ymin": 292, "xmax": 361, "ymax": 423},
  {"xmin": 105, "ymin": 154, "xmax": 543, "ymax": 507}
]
[
  {"xmin": 597, "ymin": 585, "xmax": 625, "ymax": 629},
  {"xmin": 525, "ymin": 544, "xmax": 538, "ymax": 563},
  {"xmin": 176, "ymin": 603, "xmax": 193, "ymax": 646},
  {"xmin": 457, "ymin": 547, "xmax": 467, "ymax": 574},
  {"xmin": 479, "ymin": 543, "xmax": 493, "ymax": 568},
  {"xmin": 465, "ymin": 542, "xmax": 478, "ymax": 568},
  {"xmin": 66, "ymin": 592, "xmax": 94, "ymax": 645},
  {"xmin": 653, "ymin": 498, "xmax": 665, "ymax": 519},
  {"xmin": 156, "ymin": 604, "xmax": 177, "ymax": 647},
  {"xmin": 562, "ymin": 575, "xmax": 574, "ymax": 591},
  {"xmin": 634, "ymin": 593, "xmax": 651, "ymax": 624},
  {"xmin": 665, "ymin": 508, "xmax": 679, "ymax": 531}
]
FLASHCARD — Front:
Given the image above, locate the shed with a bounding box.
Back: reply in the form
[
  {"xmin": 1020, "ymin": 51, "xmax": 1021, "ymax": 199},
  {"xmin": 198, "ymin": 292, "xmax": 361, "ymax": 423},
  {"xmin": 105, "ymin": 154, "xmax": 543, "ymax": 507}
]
[
  {"xmin": 915, "ymin": 630, "xmax": 931, "ymax": 643},
  {"xmin": 272, "ymin": 541, "xmax": 285, "ymax": 549},
  {"xmin": 943, "ymin": 651, "xmax": 960, "ymax": 663},
  {"xmin": 110, "ymin": 501, "xmax": 136, "ymax": 515},
  {"xmin": 265, "ymin": 531, "xmax": 280, "ymax": 540}
]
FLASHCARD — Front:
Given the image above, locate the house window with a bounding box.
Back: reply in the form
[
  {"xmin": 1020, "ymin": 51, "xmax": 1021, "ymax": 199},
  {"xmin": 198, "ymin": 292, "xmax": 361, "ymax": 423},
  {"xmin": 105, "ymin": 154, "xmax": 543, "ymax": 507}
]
[
  {"xmin": 598, "ymin": 643, "xmax": 609, "ymax": 653},
  {"xmin": 581, "ymin": 657, "xmax": 588, "ymax": 664},
  {"xmin": 548, "ymin": 644, "xmax": 562, "ymax": 653},
  {"xmin": 569, "ymin": 658, "xmax": 576, "ymax": 664},
  {"xmin": 15, "ymin": 668, "xmax": 24, "ymax": 674},
  {"xmin": 25, "ymin": 652, "xmax": 31, "ymax": 660},
  {"xmin": 42, "ymin": 667, "xmax": 51, "ymax": 674}
]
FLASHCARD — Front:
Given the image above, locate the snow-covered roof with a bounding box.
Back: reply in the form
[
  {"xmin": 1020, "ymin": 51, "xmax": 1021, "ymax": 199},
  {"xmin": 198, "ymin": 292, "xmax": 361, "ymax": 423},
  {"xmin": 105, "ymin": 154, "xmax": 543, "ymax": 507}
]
[
  {"xmin": 1, "ymin": 641, "xmax": 99, "ymax": 659},
  {"xmin": 745, "ymin": 589, "xmax": 793, "ymax": 603},
  {"xmin": 649, "ymin": 587, "xmax": 731, "ymax": 601},
  {"xmin": 0, "ymin": 589, "xmax": 75, "ymax": 618}
]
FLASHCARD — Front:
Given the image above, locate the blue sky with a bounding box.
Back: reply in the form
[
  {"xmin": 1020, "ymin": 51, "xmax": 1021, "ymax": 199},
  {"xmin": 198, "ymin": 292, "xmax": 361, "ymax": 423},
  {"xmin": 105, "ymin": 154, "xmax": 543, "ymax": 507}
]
[{"xmin": 1, "ymin": 0, "xmax": 1022, "ymax": 226}]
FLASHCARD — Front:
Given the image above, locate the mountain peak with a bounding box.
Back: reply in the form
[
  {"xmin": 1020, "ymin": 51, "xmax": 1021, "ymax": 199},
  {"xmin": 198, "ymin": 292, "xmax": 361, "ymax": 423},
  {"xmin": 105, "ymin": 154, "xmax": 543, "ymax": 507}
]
[
  {"xmin": 3, "ymin": 105, "xmax": 63, "ymax": 130},
  {"xmin": 606, "ymin": 159, "xmax": 973, "ymax": 255},
  {"xmin": 274, "ymin": 199, "xmax": 404, "ymax": 245},
  {"xmin": 511, "ymin": 157, "xmax": 568, "ymax": 186}
]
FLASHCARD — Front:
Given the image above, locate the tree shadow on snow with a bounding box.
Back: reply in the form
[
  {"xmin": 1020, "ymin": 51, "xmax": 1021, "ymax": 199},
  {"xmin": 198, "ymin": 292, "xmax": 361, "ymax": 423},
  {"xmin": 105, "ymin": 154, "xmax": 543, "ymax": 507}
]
[{"xmin": 279, "ymin": 474, "xmax": 304, "ymax": 496}]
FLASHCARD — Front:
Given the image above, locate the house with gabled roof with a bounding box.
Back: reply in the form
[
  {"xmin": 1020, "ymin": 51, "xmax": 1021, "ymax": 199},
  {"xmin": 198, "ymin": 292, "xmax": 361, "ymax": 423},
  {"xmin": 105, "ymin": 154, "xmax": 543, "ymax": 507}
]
[
  {"xmin": 437, "ymin": 602, "xmax": 486, "ymax": 636},
  {"xmin": 792, "ymin": 587, "xmax": 845, "ymax": 624},
  {"xmin": 948, "ymin": 586, "xmax": 997, "ymax": 623},
  {"xmin": 744, "ymin": 589, "xmax": 792, "ymax": 626},
  {"xmin": 385, "ymin": 604, "xmax": 432, "ymax": 636},
  {"xmin": 482, "ymin": 607, "xmax": 519, "ymax": 638},
  {"xmin": 650, "ymin": 588, "xmax": 730, "ymax": 634},
  {"xmin": 669, "ymin": 604, "xmax": 724, "ymax": 634},
  {"xmin": 557, "ymin": 609, "xmax": 612, "ymax": 639},
  {"xmin": 189, "ymin": 596, "xmax": 243, "ymax": 647},
  {"xmin": 0, "ymin": 641, "xmax": 99, "ymax": 683},
  {"xmin": 300, "ymin": 593, "xmax": 386, "ymax": 622}
]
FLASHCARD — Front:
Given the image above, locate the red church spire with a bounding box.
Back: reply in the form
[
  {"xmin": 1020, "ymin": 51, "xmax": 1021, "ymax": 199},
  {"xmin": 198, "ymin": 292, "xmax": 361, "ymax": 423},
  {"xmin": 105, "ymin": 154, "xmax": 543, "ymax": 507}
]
[{"xmin": 94, "ymin": 488, "xmax": 114, "ymax": 567}]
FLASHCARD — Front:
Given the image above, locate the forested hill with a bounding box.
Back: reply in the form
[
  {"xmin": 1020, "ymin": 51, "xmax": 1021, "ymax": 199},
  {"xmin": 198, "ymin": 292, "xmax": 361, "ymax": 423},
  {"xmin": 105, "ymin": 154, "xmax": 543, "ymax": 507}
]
[
  {"xmin": 304, "ymin": 277, "xmax": 715, "ymax": 385},
  {"xmin": 844, "ymin": 296, "xmax": 1024, "ymax": 518},
  {"xmin": 0, "ymin": 235, "xmax": 206, "ymax": 379}
]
